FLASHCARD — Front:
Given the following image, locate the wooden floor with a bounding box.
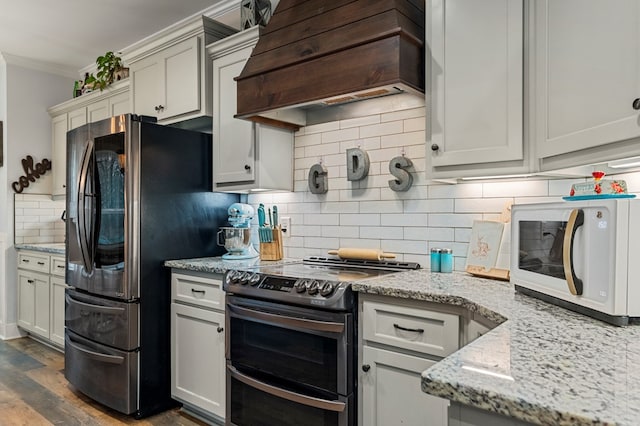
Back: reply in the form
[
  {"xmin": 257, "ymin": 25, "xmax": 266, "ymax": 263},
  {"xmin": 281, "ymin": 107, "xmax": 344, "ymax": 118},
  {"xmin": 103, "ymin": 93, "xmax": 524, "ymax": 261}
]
[{"xmin": 0, "ymin": 337, "xmax": 208, "ymax": 426}]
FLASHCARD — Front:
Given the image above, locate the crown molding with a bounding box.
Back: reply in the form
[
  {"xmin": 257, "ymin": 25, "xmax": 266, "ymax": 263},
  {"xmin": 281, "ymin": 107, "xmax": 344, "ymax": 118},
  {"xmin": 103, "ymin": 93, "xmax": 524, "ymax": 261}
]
[{"xmin": 0, "ymin": 53, "xmax": 77, "ymax": 79}]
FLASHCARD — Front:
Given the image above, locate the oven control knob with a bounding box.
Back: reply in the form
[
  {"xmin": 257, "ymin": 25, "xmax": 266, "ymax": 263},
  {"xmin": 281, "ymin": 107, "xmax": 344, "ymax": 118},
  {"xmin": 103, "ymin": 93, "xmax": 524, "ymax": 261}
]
[
  {"xmin": 230, "ymin": 270, "xmax": 243, "ymax": 284},
  {"xmin": 294, "ymin": 280, "xmax": 307, "ymax": 293},
  {"xmin": 307, "ymin": 280, "xmax": 320, "ymax": 295},
  {"xmin": 249, "ymin": 273, "xmax": 261, "ymax": 286},
  {"xmin": 239, "ymin": 271, "xmax": 252, "ymax": 285},
  {"xmin": 320, "ymin": 282, "xmax": 336, "ymax": 297}
]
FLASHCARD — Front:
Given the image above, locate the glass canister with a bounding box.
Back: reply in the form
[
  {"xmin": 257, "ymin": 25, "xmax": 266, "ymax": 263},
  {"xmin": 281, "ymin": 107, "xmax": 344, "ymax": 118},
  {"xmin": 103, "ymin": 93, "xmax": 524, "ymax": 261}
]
[
  {"xmin": 430, "ymin": 248, "xmax": 442, "ymax": 272},
  {"xmin": 440, "ymin": 248, "xmax": 453, "ymax": 273}
]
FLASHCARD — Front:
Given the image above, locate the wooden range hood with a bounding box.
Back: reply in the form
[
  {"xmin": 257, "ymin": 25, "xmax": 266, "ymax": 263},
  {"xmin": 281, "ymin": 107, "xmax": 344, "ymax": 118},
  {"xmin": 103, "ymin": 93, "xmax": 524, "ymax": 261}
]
[{"xmin": 235, "ymin": 0, "xmax": 425, "ymax": 130}]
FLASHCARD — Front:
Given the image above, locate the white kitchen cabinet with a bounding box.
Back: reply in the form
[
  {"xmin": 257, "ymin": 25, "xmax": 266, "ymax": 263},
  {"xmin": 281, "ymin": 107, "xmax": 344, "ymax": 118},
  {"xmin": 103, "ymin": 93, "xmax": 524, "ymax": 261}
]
[
  {"xmin": 126, "ymin": 16, "xmax": 236, "ymax": 126},
  {"xmin": 427, "ymin": 0, "xmax": 529, "ymax": 179},
  {"xmin": 361, "ymin": 346, "xmax": 448, "ymax": 426},
  {"xmin": 171, "ymin": 271, "xmax": 226, "ymax": 422},
  {"xmin": 17, "ymin": 251, "xmax": 66, "ymax": 348},
  {"xmin": 48, "ymin": 80, "xmax": 130, "ymax": 198},
  {"xmin": 359, "ymin": 295, "xmax": 456, "ymax": 426},
  {"xmin": 534, "ymin": 0, "xmax": 640, "ymax": 171},
  {"xmin": 208, "ymin": 26, "xmax": 294, "ymax": 192}
]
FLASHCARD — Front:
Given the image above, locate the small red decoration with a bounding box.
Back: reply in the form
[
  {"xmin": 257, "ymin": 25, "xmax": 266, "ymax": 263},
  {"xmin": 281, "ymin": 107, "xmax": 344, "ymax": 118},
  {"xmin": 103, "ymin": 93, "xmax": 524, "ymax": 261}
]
[
  {"xmin": 594, "ymin": 184, "xmax": 602, "ymax": 194},
  {"xmin": 611, "ymin": 182, "xmax": 624, "ymax": 193},
  {"xmin": 592, "ymin": 171, "xmax": 605, "ymax": 182},
  {"xmin": 570, "ymin": 188, "xmax": 575, "ymax": 196}
]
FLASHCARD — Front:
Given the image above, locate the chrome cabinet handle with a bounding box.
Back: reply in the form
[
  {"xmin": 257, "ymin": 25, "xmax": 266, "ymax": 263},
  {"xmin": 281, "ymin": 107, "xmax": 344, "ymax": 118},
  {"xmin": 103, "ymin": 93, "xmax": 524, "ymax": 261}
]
[{"xmin": 393, "ymin": 323, "xmax": 424, "ymax": 333}]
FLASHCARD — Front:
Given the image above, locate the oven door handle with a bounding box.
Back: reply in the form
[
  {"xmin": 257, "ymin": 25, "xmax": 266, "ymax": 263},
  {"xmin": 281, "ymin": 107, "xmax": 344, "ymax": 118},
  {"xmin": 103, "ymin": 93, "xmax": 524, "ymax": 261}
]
[
  {"xmin": 227, "ymin": 302, "xmax": 345, "ymax": 333},
  {"xmin": 562, "ymin": 208, "xmax": 584, "ymax": 296},
  {"xmin": 228, "ymin": 365, "xmax": 346, "ymax": 412}
]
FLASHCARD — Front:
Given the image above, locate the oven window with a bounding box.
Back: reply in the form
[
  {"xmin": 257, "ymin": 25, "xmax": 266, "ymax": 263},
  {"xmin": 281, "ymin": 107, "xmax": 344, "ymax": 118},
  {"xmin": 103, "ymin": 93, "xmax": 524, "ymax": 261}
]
[
  {"xmin": 518, "ymin": 220, "xmax": 566, "ymax": 279},
  {"xmin": 230, "ymin": 374, "xmax": 341, "ymax": 426},
  {"xmin": 229, "ymin": 316, "xmax": 339, "ymax": 394}
]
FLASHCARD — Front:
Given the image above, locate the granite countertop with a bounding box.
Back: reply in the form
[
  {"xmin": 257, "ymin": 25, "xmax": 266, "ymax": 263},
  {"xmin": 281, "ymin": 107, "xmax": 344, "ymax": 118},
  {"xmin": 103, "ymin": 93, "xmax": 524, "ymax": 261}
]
[
  {"xmin": 164, "ymin": 256, "xmax": 300, "ymax": 274},
  {"xmin": 15, "ymin": 243, "xmax": 65, "ymax": 255},
  {"xmin": 353, "ymin": 271, "xmax": 640, "ymax": 426}
]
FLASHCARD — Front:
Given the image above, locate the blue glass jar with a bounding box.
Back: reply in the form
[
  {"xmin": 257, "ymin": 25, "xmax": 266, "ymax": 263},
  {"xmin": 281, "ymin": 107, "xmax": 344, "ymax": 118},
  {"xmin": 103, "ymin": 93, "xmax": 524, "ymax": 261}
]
[
  {"xmin": 430, "ymin": 248, "xmax": 441, "ymax": 272},
  {"xmin": 440, "ymin": 248, "xmax": 453, "ymax": 273}
]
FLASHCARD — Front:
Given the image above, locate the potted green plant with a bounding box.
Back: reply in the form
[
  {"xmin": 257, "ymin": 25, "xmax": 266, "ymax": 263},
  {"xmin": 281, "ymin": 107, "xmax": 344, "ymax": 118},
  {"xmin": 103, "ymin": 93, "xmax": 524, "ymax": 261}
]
[{"xmin": 94, "ymin": 51, "xmax": 129, "ymax": 91}]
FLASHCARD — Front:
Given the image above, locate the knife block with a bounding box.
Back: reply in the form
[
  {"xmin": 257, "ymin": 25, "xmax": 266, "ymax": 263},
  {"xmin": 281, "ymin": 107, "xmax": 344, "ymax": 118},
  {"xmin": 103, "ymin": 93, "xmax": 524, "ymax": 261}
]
[{"xmin": 260, "ymin": 227, "xmax": 283, "ymax": 260}]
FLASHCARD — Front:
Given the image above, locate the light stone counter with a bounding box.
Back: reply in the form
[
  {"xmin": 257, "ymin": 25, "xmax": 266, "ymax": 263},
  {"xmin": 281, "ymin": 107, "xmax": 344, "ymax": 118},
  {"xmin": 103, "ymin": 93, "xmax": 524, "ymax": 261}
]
[
  {"xmin": 353, "ymin": 270, "xmax": 640, "ymax": 426},
  {"xmin": 164, "ymin": 256, "xmax": 300, "ymax": 274},
  {"xmin": 15, "ymin": 243, "xmax": 65, "ymax": 255}
]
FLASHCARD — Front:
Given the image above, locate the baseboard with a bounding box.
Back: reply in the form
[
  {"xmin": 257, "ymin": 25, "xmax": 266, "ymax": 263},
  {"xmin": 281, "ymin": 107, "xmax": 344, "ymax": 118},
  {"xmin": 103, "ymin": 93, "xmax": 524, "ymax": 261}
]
[{"xmin": 0, "ymin": 322, "xmax": 26, "ymax": 340}]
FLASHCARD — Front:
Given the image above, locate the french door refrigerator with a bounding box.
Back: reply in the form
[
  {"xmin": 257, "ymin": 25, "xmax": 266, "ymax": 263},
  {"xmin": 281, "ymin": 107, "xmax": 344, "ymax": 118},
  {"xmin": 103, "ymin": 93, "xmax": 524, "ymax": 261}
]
[{"xmin": 64, "ymin": 114, "xmax": 238, "ymax": 418}]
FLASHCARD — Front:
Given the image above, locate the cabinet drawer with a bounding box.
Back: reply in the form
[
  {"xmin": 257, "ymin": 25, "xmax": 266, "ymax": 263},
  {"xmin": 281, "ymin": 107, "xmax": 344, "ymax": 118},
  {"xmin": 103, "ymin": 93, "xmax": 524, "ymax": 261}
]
[
  {"xmin": 172, "ymin": 272, "xmax": 224, "ymax": 311},
  {"xmin": 363, "ymin": 300, "xmax": 459, "ymax": 358},
  {"xmin": 18, "ymin": 252, "xmax": 50, "ymax": 274},
  {"xmin": 51, "ymin": 256, "xmax": 66, "ymax": 277}
]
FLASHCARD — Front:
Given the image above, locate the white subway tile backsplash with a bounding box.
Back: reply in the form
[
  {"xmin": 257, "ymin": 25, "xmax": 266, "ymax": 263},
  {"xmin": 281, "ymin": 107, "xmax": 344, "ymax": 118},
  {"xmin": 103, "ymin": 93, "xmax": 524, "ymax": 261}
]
[
  {"xmin": 245, "ymin": 108, "xmax": 640, "ymax": 271},
  {"xmin": 13, "ymin": 194, "xmax": 66, "ymax": 244}
]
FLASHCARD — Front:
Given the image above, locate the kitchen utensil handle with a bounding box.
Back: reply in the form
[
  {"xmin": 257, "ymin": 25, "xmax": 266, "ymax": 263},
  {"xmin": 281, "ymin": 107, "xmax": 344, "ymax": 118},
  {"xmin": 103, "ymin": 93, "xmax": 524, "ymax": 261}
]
[
  {"xmin": 216, "ymin": 230, "xmax": 225, "ymax": 247},
  {"xmin": 227, "ymin": 303, "xmax": 345, "ymax": 333},
  {"xmin": 562, "ymin": 209, "xmax": 584, "ymax": 296},
  {"xmin": 227, "ymin": 365, "xmax": 346, "ymax": 412}
]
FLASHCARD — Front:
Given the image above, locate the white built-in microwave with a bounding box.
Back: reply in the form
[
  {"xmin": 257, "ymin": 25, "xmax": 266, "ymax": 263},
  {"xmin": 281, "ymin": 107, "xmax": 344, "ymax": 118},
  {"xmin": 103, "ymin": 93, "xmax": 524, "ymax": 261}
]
[{"xmin": 510, "ymin": 199, "xmax": 640, "ymax": 326}]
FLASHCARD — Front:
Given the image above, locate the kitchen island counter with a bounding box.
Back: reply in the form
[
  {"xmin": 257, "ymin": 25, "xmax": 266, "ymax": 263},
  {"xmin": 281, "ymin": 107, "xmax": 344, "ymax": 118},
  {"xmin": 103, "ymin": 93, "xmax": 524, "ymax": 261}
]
[{"xmin": 353, "ymin": 270, "xmax": 640, "ymax": 426}]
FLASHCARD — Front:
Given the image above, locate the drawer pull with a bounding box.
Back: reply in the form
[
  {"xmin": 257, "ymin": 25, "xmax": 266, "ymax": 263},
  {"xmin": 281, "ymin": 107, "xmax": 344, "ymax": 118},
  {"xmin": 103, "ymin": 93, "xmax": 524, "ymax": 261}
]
[
  {"xmin": 217, "ymin": 326, "xmax": 224, "ymax": 333},
  {"xmin": 22, "ymin": 259, "xmax": 30, "ymax": 263},
  {"xmin": 57, "ymin": 265, "xmax": 65, "ymax": 269},
  {"xmin": 393, "ymin": 323, "xmax": 424, "ymax": 334},
  {"xmin": 362, "ymin": 364, "xmax": 371, "ymax": 372},
  {"xmin": 37, "ymin": 262, "xmax": 45, "ymax": 265},
  {"xmin": 191, "ymin": 289, "xmax": 206, "ymax": 295},
  {"xmin": 27, "ymin": 279, "xmax": 35, "ymax": 284}
]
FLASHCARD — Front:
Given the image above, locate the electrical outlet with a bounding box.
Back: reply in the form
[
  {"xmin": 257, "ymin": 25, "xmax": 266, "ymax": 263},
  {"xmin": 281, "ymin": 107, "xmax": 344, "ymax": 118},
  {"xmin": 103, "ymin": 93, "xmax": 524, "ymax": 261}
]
[{"xmin": 281, "ymin": 217, "xmax": 291, "ymax": 238}]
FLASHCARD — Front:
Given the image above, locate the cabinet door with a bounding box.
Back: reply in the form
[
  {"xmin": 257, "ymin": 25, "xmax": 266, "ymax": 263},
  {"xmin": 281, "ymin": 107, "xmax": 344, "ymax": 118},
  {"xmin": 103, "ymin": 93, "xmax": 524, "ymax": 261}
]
[
  {"xmin": 87, "ymin": 99, "xmax": 110, "ymax": 123},
  {"xmin": 163, "ymin": 37, "xmax": 200, "ymax": 119},
  {"xmin": 171, "ymin": 303, "xmax": 225, "ymax": 419},
  {"xmin": 212, "ymin": 46, "xmax": 255, "ymax": 184},
  {"xmin": 109, "ymin": 92, "xmax": 130, "ymax": 117},
  {"xmin": 18, "ymin": 271, "xmax": 50, "ymax": 338},
  {"xmin": 429, "ymin": 0, "xmax": 523, "ymax": 167},
  {"xmin": 51, "ymin": 114, "xmax": 68, "ymax": 197},
  {"xmin": 67, "ymin": 107, "xmax": 87, "ymax": 130},
  {"xmin": 50, "ymin": 276, "xmax": 67, "ymax": 347},
  {"xmin": 535, "ymin": 0, "xmax": 640, "ymax": 159},
  {"xmin": 131, "ymin": 55, "xmax": 162, "ymax": 117},
  {"xmin": 360, "ymin": 346, "xmax": 448, "ymax": 426}
]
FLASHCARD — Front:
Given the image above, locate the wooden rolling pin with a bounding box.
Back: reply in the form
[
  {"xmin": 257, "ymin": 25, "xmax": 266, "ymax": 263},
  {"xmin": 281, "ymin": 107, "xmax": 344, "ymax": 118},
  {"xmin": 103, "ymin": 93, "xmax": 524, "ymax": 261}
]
[{"xmin": 328, "ymin": 248, "xmax": 396, "ymax": 261}]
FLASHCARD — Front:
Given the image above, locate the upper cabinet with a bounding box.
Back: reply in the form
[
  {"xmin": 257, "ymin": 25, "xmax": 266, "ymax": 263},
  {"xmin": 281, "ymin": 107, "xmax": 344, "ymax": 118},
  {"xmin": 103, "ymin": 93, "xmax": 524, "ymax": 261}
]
[
  {"xmin": 427, "ymin": 0, "xmax": 527, "ymax": 179},
  {"xmin": 124, "ymin": 16, "xmax": 236, "ymax": 126},
  {"xmin": 534, "ymin": 0, "xmax": 640, "ymax": 171},
  {"xmin": 207, "ymin": 26, "xmax": 293, "ymax": 193},
  {"xmin": 48, "ymin": 81, "xmax": 130, "ymax": 198}
]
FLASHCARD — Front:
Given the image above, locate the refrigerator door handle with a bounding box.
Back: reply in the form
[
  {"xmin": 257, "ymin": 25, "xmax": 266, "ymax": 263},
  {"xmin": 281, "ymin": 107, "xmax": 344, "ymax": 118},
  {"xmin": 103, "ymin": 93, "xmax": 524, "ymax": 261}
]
[{"xmin": 77, "ymin": 140, "xmax": 95, "ymax": 273}]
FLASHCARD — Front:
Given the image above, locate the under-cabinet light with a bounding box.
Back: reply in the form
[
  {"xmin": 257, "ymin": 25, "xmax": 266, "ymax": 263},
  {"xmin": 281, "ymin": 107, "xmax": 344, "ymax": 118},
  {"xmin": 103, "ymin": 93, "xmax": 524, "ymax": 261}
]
[
  {"xmin": 608, "ymin": 156, "xmax": 640, "ymax": 169},
  {"xmin": 461, "ymin": 174, "xmax": 534, "ymax": 181},
  {"xmin": 461, "ymin": 365, "xmax": 515, "ymax": 381}
]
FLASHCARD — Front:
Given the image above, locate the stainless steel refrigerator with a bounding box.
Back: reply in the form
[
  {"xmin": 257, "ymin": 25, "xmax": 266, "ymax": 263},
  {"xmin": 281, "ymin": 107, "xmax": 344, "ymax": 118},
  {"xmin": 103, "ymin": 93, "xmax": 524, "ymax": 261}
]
[{"xmin": 64, "ymin": 114, "xmax": 238, "ymax": 418}]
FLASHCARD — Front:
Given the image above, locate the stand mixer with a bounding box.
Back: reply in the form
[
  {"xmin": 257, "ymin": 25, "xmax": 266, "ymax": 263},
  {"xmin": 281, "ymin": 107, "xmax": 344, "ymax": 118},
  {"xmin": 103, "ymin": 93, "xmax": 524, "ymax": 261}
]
[{"xmin": 217, "ymin": 203, "xmax": 259, "ymax": 260}]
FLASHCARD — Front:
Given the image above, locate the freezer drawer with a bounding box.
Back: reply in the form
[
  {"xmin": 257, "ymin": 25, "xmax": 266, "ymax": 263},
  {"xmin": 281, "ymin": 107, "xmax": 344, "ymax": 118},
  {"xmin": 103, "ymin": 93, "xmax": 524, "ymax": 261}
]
[
  {"xmin": 65, "ymin": 288, "xmax": 139, "ymax": 350},
  {"xmin": 65, "ymin": 329, "xmax": 138, "ymax": 415}
]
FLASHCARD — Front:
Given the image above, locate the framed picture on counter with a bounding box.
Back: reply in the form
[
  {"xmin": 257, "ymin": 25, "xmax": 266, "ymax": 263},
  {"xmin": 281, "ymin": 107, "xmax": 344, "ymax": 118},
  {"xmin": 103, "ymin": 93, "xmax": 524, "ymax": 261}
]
[{"xmin": 465, "ymin": 220, "xmax": 510, "ymax": 281}]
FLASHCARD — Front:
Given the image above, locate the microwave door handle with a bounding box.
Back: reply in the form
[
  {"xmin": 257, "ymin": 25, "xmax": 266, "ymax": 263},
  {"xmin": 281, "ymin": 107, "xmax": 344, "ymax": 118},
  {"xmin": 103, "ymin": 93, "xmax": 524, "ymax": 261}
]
[
  {"xmin": 227, "ymin": 365, "xmax": 346, "ymax": 413},
  {"xmin": 227, "ymin": 302, "xmax": 345, "ymax": 334},
  {"xmin": 562, "ymin": 208, "xmax": 584, "ymax": 295},
  {"xmin": 77, "ymin": 140, "xmax": 94, "ymax": 273}
]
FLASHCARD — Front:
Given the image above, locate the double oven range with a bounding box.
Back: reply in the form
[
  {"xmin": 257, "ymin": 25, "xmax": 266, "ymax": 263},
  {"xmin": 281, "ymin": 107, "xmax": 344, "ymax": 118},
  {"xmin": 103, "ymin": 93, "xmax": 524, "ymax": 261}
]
[{"xmin": 223, "ymin": 256, "xmax": 419, "ymax": 426}]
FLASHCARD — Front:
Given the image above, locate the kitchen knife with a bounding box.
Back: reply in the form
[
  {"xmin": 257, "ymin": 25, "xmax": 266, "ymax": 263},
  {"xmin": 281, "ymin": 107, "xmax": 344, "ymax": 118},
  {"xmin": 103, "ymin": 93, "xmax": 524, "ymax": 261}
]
[
  {"xmin": 272, "ymin": 205, "xmax": 278, "ymax": 227},
  {"xmin": 257, "ymin": 204, "xmax": 265, "ymax": 227}
]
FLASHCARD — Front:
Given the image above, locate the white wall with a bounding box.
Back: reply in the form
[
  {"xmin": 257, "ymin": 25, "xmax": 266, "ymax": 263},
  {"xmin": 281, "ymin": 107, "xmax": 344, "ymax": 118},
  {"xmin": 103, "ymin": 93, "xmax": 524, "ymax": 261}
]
[
  {"xmin": 248, "ymin": 106, "xmax": 640, "ymax": 270},
  {"xmin": 0, "ymin": 55, "xmax": 73, "ymax": 339}
]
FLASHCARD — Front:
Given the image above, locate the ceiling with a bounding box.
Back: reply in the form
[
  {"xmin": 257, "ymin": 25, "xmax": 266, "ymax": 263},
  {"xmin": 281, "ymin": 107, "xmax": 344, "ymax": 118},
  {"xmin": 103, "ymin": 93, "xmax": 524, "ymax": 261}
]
[{"xmin": 0, "ymin": 0, "xmax": 240, "ymax": 76}]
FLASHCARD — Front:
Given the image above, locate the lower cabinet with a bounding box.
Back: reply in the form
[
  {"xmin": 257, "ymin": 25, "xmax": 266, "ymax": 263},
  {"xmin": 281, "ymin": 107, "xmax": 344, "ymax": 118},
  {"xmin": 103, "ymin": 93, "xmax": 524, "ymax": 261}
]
[
  {"xmin": 171, "ymin": 271, "xmax": 226, "ymax": 423},
  {"xmin": 360, "ymin": 346, "xmax": 448, "ymax": 426},
  {"xmin": 359, "ymin": 295, "xmax": 458, "ymax": 426},
  {"xmin": 17, "ymin": 251, "xmax": 67, "ymax": 348}
]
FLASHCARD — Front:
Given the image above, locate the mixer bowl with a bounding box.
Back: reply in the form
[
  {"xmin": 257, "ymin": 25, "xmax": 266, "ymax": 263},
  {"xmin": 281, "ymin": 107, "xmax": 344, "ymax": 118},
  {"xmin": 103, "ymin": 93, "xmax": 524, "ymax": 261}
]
[{"xmin": 217, "ymin": 227, "xmax": 252, "ymax": 253}]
